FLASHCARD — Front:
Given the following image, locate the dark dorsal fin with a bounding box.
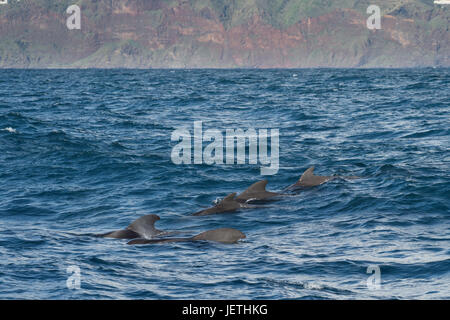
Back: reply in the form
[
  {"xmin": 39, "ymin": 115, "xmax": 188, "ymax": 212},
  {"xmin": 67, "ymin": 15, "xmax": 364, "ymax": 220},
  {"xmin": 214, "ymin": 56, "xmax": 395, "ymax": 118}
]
[
  {"xmin": 127, "ymin": 214, "xmax": 160, "ymax": 238},
  {"xmin": 299, "ymin": 166, "xmax": 315, "ymax": 181},
  {"xmin": 221, "ymin": 192, "xmax": 237, "ymax": 202},
  {"xmin": 244, "ymin": 180, "xmax": 268, "ymax": 193}
]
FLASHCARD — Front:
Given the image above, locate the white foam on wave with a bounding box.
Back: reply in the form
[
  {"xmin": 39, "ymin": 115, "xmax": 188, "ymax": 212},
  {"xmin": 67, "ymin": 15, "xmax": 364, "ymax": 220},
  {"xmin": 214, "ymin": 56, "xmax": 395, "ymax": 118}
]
[
  {"xmin": 303, "ymin": 282, "xmax": 325, "ymax": 290},
  {"xmin": 2, "ymin": 127, "xmax": 17, "ymax": 133}
]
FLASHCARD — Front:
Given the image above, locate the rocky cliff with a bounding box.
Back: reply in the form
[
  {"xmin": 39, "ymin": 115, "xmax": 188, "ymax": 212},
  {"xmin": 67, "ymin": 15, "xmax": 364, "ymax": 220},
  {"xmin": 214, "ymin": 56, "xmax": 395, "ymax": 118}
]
[{"xmin": 0, "ymin": 0, "xmax": 448, "ymax": 68}]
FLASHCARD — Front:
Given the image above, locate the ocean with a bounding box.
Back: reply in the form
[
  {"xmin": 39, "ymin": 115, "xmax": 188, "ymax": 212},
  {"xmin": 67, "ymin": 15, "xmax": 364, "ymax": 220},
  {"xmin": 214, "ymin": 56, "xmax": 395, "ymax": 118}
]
[{"xmin": 0, "ymin": 68, "xmax": 449, "ymax": 299}]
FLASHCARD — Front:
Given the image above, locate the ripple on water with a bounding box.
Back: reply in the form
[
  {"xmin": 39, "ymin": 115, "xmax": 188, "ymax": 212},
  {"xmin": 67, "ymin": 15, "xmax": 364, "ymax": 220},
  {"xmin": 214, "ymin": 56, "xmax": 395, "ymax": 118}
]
[{"xmin": 0, "ymin": 68, "xmax": 449, "ymax": 299}]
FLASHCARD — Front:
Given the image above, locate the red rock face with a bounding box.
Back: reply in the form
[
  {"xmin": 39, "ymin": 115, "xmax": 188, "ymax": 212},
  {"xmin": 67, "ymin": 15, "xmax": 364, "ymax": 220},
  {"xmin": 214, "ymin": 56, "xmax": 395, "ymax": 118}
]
[{"xmin": 0, "ymin": 0, "xmax": 448, "ymax": 67}]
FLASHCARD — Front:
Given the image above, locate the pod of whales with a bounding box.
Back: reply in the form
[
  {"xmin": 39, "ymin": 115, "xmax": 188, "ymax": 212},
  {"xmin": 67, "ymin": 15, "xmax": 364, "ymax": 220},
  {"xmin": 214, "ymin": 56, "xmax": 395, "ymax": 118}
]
[
  {"xmin": 98, "ymin": 214, "xmax": 246, "ymax": 245},
  {"xmin": 96, "ymin": 166, "xmax": 360, "ymax": 245},
  {"xmin": 191, "ymin": 166, "xmax": 360, "ymax": 216},
  {"xmin": 192, "ymin": 180, "xmax": 280, "ymax": 216}
]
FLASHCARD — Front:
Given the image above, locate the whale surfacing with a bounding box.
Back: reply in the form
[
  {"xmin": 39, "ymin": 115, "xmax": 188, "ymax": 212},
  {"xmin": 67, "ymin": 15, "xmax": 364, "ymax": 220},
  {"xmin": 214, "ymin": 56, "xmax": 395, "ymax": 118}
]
[
  {"xmin": 192, "ymin": 228, "xmax": 246, "ymax": 243},
  {"xmin": 287, "ymin": 166, "xmax": 361, "ymax": 189},
  {"xmin": 97, "ymin": 214, "xmax": 164, "ymax": 239},
  {"xmin": 293, "ymin": 166, "xmax": 335, "ymax": 187},
  {"xmin": 192, "ymin": 192, "xmax": 242, "ymax": 216},
  {"xmin": 236, "ymin": 180, "xmax": 279, "ymax": 202},
  {"xmin": 127, "ymin": 228, "xmax": 246, "ymax": 245}
]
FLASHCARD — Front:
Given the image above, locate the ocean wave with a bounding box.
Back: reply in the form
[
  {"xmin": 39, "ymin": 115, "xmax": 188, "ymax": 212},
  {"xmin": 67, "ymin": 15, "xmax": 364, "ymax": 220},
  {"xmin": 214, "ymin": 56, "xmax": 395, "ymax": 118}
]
[{"xmin": 0, "ymin": 68, "xmax": 448, "ymax": 299}]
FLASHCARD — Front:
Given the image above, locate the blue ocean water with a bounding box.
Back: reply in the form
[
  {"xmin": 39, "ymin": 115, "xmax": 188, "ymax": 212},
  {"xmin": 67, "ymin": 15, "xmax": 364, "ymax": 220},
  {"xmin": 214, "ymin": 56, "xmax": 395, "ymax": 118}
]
[{"xmin": 0, "ymin": 68, "xmax": 449, "ymax": 299}]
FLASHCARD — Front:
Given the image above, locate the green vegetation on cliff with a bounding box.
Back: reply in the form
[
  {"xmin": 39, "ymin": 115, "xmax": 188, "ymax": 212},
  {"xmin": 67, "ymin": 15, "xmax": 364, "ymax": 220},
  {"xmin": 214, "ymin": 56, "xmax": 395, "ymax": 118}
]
[{"xmin": 0, "ymin": 0, "xmax": 448, "ymax": 67}]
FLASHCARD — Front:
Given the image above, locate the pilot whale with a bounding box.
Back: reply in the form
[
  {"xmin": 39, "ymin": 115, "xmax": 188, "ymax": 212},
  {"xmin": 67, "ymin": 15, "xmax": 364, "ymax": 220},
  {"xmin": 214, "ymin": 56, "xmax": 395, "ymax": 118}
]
[
  {"xmin": 236, "ymin": 180, "xmax": 280, "ymax": 203},
  {"xmin": 287, "ymin": 166, "xmax": 360, "ymax": 189},
  {"xmin": 192, "ymin": 192, "xmax": 246, "ymax": 216},
  {"xmin": 97, "ymin": 214, "xmax": 164, "ymax": 239},
  {"xmin": 128, "ymin": 228, "xmax": 246, "ymax": 245}
]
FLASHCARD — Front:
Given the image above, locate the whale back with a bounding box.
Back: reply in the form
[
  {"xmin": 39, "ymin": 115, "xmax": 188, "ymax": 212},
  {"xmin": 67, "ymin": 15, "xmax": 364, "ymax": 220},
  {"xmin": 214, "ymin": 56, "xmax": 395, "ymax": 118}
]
[
  {"xmin": 214, "ymin": 193, "xmax": 241, "ymax": 211},
  {"xmin": 128, "ymin": 228, "xmax": 246, "ymax": 245},
  {"xmin": 222, "ymin": 192, "xmax": 238, "ymax": 202},
  {"xmin": 192, "ymin": 228, "xmax": 246, "ymax": 243},
  {"xmin": 192, "ymin": 193, "xmax": 240, "ymax": 216},
  {"xmin": 99, "ymin": 229, "xmax": 140, "ymax": 239},
  {"xmin": 128, "ymin": 237, "xmax": 189, "ymax": 245}
]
